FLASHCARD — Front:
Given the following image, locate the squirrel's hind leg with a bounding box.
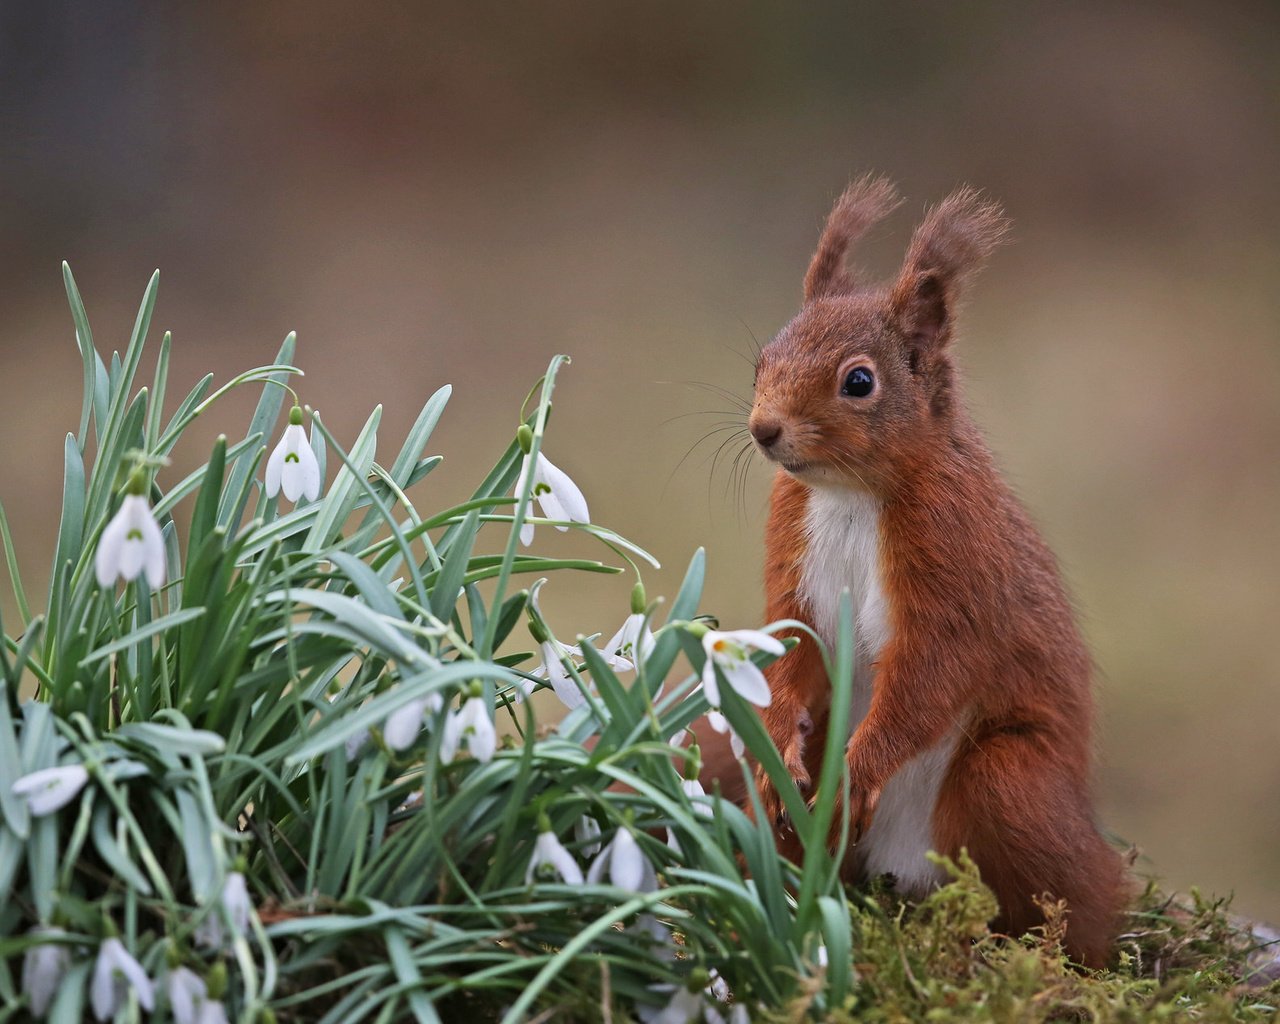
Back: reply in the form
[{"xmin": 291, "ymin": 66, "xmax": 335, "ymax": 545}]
[{"xmin": 933, "ymin": 728, "xmax": 1128, "ymax": 969}]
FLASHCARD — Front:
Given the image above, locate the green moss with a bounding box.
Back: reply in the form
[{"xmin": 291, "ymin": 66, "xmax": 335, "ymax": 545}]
[{"xmin": 791, "ymin": 856, "xmax": 1280, "ymax": 1024}]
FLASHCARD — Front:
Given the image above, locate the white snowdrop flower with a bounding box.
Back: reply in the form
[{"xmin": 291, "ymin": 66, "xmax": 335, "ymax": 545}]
[
  {"xmin": 195, "ymin": 871, "xmax": 252, "ymax": 950},
  {"xmin": 704, "ymin": 1003, "xmax": 750, "ymax": 1024},
  {"xmin": 344, "ymin": 728, "xmax": 370, "ymax": 762},
  {"xmin": 574, "ymin": 815, "xmax": 602, "ymax": 857},
  {"xmin": 604, "ymin": 612, "xmax": 655, "ymax": 671},
  {"xmin": 706, "ymin": 710, "xmax": 744, "ymax": 759},
  {"xmin": 530, "ymin": 640, "xmax": 588, "ymax": 708},
  {"xmin": 515, "ymin": 449, "xmax": 589, "ymax": 546},
  {"xmin": 701, "ymin": 628, "xmax": 782, "ymax": 709},
  {"xmin": 12, "ymin": 763, "xmax": 89, "ymax": 817},
  {"xmin": 265, "ymin": 407, "xmax": 321, "ymax": 503},
  {"xmin": 95, "ymin": 492, "xmax": 165, "ymax": 589},
  {"xmin": 638, "ymin": 985, "xmax": 702, "ymax": 1024},
  {"xmin": 683, "ymin": 777, "xmax": 712, "ymax": 815},
  {"xmin": 90, "ymin": 937, "xmax": 155, "ymax": 1021},
  {"xmin": 525, "ymin": 826, "xmax": 585, "ymax": 885},
  {"xmin": 439, "ymin": 695, "xmax": 496, "ymax": 764},
  {"xmin": 586, "ymin": 826, "xmax": 656, "ymax": 893},
  {"xmin": 21, "ymin": 927, "xmax": 70, "ymax": 1018},
  {"xmin": 166, "ymin": 966, "xmax": 207, "ymax": 1024},
  {"xmin": 200, "ymin": 1001, "xmax": 230, "ymax": 1024},
  {"xmin": 383, "ymin": 691, "xmax": 444, "ymax": 751}
]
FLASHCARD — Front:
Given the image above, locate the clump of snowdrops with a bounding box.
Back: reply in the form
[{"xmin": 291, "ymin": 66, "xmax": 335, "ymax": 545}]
[{"xmin": 0, "ymin": 268, "xmax": 862, "ymax": 1023}]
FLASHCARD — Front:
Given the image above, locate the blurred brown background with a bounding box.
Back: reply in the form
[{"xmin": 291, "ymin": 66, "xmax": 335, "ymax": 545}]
[{"xmin": 2, "ymin": 2, "xmax": 1277, "ymax": 916}]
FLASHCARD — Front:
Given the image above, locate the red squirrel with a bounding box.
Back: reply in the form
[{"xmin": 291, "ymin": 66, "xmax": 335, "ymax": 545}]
[{"xmin": 704, "ymin": 176, "xmax": 1126, "ymax": 967}]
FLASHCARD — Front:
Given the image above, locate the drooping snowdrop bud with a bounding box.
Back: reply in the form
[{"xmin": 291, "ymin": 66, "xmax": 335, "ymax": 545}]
[
  {"xmin": 515, "ymin": 448, "xmax": 589, "ymax": 546},
  {"xmin": 95, "ymin": 473, "xmax": 166, "ymax": 589},
  {"xmin": 526, "ymin": 815, "xmax": 585, "ymax": 885},
  {"xmin": 21, "ymin": 928, "xmax": 70, "ymax": 1018},
  {"xmin": 90, "ymin": 937, "xmax": 155, "ymax": 1021},
  {"xmin": 265, "ymin": 406, "xmax": 322, "ymax": 503},
  {"xmin": 12, "ymin": 763, "xmax": 89, "ymax": 817},
  {"xmin": 533, "ymin": 640, "xmax": 587, "ymax": 708},
  {"xmin": 382, "ymin": 691, "xmax": 444, "ymax": 751},
  {"xmin": 195, "ymin": 871, "xmax": 252, "ymax": 950},
  {"xmin": 603, "ymin": 613, "xmax": 655, "ymax": 674},
  {"xmin": 166, "ymin": 966, "xmax": 208, "ymax": 1024},
  {"xmin": 574, "ymin": 814, "xmax": 602, "ymax": 857},
  {"xmin": 440, "ymin": 688, "xmax": 497, "ymax": 764},
  {"xmin": 586, "ymin": 825, "xmax": 656, "ymax": 893}
]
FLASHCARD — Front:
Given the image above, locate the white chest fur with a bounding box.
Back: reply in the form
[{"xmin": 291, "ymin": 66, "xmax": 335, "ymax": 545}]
[{"xmin": 798, "ymin": 486, "xmax": 955, "ymax": 894}]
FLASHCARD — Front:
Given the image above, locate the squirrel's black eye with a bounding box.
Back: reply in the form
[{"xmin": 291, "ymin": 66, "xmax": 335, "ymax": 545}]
[{"xmin": 842, "ymin": 366, "xmax": 875, "ymax": 398}]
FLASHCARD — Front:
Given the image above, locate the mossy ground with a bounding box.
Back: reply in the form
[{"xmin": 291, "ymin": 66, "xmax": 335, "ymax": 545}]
[{"xmin": 799, "ymin": 856, "xmax": 1280, "ymax": 1024}]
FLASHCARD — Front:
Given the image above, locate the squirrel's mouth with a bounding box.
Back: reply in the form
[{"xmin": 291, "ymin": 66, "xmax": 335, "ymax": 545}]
[{"xmin": 779, "ymin": 459, "xmax": 813, "ymax": 474}]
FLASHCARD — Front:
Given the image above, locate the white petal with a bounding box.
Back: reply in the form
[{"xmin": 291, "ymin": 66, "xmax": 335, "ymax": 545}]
[
  {"xmin": 665, "ymin": 827, "xmax": 682, "ymax": 856},
  {"xmin": 701, "ymin": 658, "xmax": 720, "ymax": 708},
  {"xmin": 298, "ymin": 442, "xmax": 322, "ymax": 501},
  {"xmin": 93, "ymin": 938, "xmax": 154, "ymax": 1018},
  {"xmin": 575, "ymin": 815, "xmax": 602, "ymax": 857},
  {"xmin": 730, "ymin": 730, "xmax": 745, "ymax": 759},
  {"xmin": 166, "ymin": 966, "xmax": 206, "ymax": 1024},
  {"xmin": 439, "ymin": 710, "xmax": 463, "ymax": 764},
  {"xmin": 515, "ymin": 452, "xmax": 534, "ymax": 497},
  {"xmin": 344, "ymin": 728, "xmax": 370, "ymax": 761},
  {"xmin": 542, "ymin": 644, "xmax": 585, "ymax": 709},
  {"xmin": 265, "ymin": 433, "xmax": 288, "ymax": 498},
  {"xmin": 644, "ymin": 985, "xmax": 703, "ymax": 1024},
  {"xmin": 519, "ymin": 522, "xmax": 535, "ymax": 547},
  {"xmin": 117, "ymin": 497, "xmax": 152, "ymax": 582},
  {"xmin": 115, "ymin": 947, "xmax": 154, "ymax": 1012},
  {"xmin": 721, "ymin": 659, "xmax": 772, "ymax": 708},
  {"xmin": 193, "ymin": 913, "xmax": 224, "ymax": 951},
  {"xmin": 609, "ymin": 828, "xmax": 646, "ymax": 892},
  {"xmin": 722, "ymin": 628, "xmax": 785, "ymax": 657},
  {"xmin": 222, "ymin": 872, "xmax": 251, "ymax": 934},
  {"xmin": 384, "ymin": 697, "xmax": 427, "ymax": 751},
  {"xmin": 546, "ymin": 840, "xmax": 584, "ymax": 885},
  {"xmin": 199, "ymin": 1002, "xmax": 230, "ymax": 1024},
  {"xmin": 22, "ymin": 929, "xmax": 70, "ymax": 1018},
  {"xmin": 468, "ymin": 708, "xmax": 497, "ymax": 763},
  {"xmin": 13, "ymin": 764, "xmax": 89, "ymax": 817},
  {"xmin": 95, "ymin": 507, "xmax": 129, "ymax": 586},
  {"xmin": 537, "ymin": 455, "xmax": 589, "ymax": 524},
  {"xmin": 527, "ymin": 830, "xmax": 583, "ymax": 885},
  {"xmin": 138, "ymin": 508, "xmax": 166, "ymax": 589},
  {"xmin": 585, "ymin": 841, "xmax": 611, "ymax": 886},
  {"xmin": 535, "ymin": 483, "xmax": 569, "ymax": 530},
  {"xmin": 705, "ymin": 710, "xmax": 728, "ymax": 736},
  {"xmin": 90, "ymin": 946, "xmax": 117, "ymax": 1021}
]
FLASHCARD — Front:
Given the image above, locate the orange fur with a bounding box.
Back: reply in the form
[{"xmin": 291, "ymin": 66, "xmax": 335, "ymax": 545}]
[{"xmin": 709, "ymin": 177, "xmax": 1127, "ymax": 967}]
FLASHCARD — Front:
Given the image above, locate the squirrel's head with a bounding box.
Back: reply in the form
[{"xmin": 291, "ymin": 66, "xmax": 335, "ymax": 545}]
[{"xmin": 750, "ymin": 175, "xmax": 1009, "ymax": 494}]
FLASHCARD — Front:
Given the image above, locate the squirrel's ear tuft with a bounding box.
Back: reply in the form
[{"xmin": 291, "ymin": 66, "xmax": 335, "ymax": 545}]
[
  {"xmin": 803, "ymin": 174, "xmax": 903, "ymax": 303},
  {"xmin": 890, "ymin": 187, "xmax": 1009, "ymax": 351}
]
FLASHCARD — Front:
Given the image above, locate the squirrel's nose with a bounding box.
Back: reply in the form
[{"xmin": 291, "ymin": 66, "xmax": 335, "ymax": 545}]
[{"xmin": 750, "ymin": 418, "xmax": 782, "ymax": 449}]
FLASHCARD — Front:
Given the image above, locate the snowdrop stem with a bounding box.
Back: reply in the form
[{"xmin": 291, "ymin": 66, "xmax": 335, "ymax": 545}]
[{"xmin": 481, "ymin": 354, "xmax": 569, "ymax": 659}]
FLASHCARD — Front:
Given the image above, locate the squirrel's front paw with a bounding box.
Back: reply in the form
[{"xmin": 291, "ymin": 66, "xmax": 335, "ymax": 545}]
[
  {"xmin": 822, "ymin": 785, "xmax": 881, "ymax": 849},
  {"xmin": 754, "ymin": 707, "xmax": 815, "ymax": 828}
]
